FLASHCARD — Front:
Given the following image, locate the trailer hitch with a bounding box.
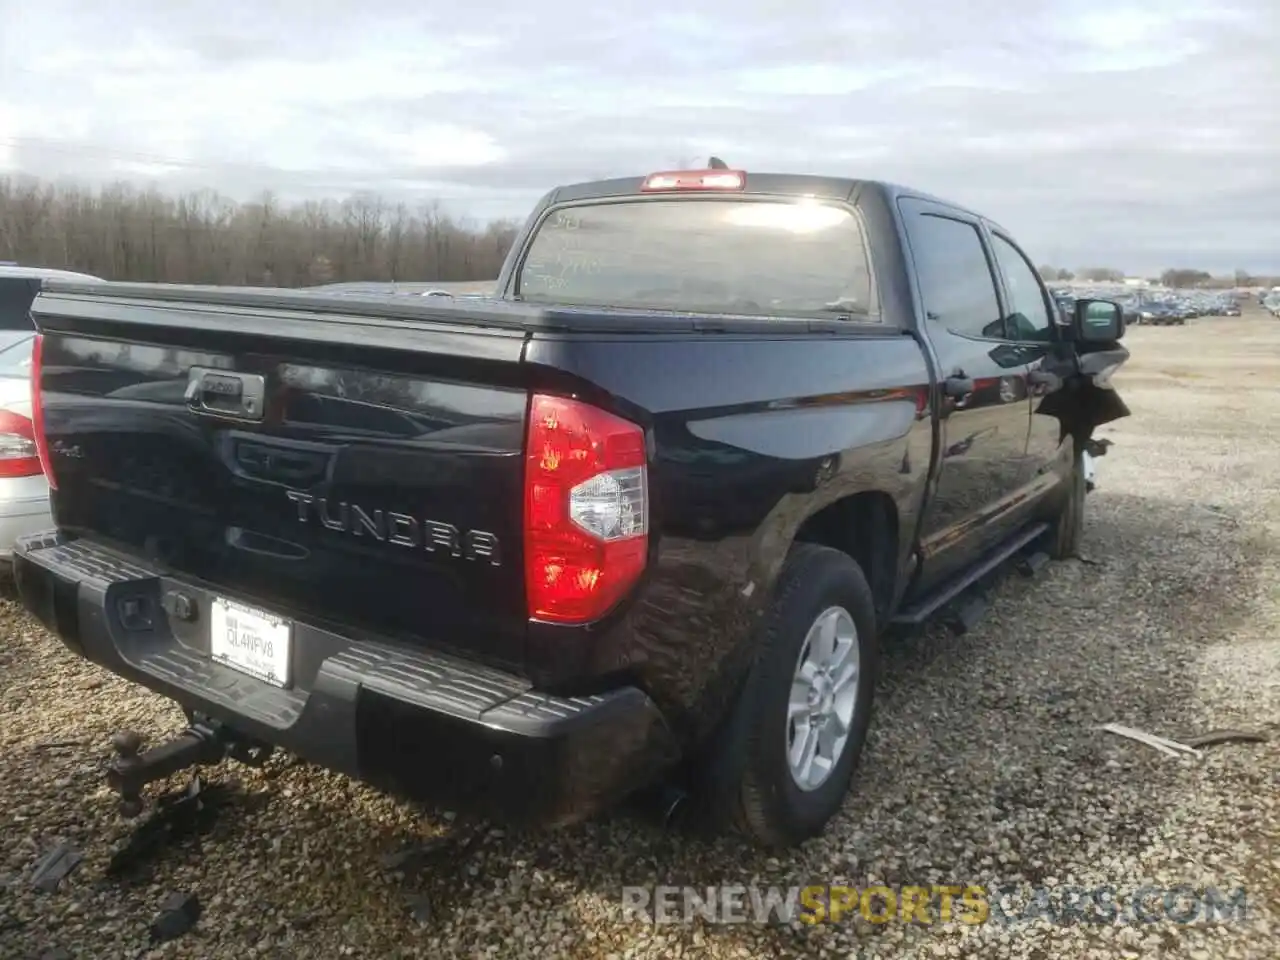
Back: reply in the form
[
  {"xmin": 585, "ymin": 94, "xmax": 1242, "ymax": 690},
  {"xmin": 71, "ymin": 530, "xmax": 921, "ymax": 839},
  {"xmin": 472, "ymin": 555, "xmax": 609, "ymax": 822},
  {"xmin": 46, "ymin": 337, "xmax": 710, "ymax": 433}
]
[{"xmin": 107, "ymin": 723, "xmax": 231, "ymax": 818}]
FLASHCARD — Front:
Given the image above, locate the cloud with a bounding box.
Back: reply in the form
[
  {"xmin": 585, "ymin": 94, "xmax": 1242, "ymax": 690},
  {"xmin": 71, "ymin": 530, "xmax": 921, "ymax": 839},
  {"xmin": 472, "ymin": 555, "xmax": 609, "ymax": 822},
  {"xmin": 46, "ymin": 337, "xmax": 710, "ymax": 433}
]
[{"xmin": 1, "ymin": 0, "xmax": 1276, "ymax": 272}]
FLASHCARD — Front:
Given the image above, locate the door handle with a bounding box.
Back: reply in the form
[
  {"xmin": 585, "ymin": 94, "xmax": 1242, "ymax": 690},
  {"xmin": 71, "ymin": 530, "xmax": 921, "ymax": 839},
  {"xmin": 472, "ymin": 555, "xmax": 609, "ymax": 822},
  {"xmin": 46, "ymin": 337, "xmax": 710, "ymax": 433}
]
[{"xmin": 943, "ymin": 375, "xmax": 975, "ymax": 398}]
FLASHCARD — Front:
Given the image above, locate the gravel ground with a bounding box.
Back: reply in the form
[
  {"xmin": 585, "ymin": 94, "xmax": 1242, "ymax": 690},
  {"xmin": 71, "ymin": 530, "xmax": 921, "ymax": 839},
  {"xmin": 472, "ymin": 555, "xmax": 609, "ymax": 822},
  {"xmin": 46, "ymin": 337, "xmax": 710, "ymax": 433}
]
[{"xmin": 3, "ymin": 310, "xmax": 1279, "ymax": 960}]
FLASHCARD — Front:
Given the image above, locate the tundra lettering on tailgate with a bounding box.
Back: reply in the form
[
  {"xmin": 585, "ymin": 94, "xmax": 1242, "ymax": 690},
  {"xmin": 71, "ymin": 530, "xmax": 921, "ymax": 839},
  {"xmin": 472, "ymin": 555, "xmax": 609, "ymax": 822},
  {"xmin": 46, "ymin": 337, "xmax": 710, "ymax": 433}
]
[{"xmin": 286, "ymin": 490, "xmax": 501, "ymax": 566}]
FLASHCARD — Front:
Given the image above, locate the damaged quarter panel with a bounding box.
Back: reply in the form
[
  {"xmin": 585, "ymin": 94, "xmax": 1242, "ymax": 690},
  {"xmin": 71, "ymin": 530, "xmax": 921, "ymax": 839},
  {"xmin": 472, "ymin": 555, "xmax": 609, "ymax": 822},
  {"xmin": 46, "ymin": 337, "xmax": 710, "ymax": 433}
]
[
  {"xmin": 1072, "ymin": 346, "xmax": 1132, "ymax": 427},
  {"xmin": 1028, "ymin": 344, "xmax": 1132, "ymax": 454},
  {"xmin": 522, "ymin": 331, "xmax": 934, "ymax": 739},
  {"xmin": 1007, "ymin": 331, "xmax": 1131, "ymax": 466}
]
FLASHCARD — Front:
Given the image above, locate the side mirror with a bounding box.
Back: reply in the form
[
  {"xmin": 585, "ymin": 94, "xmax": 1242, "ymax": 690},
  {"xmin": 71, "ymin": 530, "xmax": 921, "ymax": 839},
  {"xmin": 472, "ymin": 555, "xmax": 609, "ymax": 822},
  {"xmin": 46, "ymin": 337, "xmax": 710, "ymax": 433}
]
[{"xmin": 1072, "ymin": 298, "xmax": 1125, "ymax": 342}]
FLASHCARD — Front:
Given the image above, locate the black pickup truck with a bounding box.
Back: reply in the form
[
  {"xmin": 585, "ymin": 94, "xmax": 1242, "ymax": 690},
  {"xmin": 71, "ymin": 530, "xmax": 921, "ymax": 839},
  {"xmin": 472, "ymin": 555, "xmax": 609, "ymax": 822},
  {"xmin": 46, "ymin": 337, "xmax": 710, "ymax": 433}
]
[{"xmin": 14, "ymin": 167, "xmax": 1129, "ymax": 848}]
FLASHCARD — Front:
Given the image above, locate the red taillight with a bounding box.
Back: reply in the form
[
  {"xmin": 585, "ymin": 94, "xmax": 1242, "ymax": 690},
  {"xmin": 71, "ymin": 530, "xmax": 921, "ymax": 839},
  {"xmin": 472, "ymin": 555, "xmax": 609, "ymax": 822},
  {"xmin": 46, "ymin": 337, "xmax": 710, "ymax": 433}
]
[
  {"xmin": 0, "ymin": 408, "xmax": 43, "ymax": 478},
  {"xmin": 523, "ymin": 394, "xmax": 649, "ymax": 624},
  {"xmin": 640, "ymin": 169, "xmax": 746, "ymax": 191},
  {"xmin": 29, "ymin": 333, "xmax": 55, "ymax": 487}
]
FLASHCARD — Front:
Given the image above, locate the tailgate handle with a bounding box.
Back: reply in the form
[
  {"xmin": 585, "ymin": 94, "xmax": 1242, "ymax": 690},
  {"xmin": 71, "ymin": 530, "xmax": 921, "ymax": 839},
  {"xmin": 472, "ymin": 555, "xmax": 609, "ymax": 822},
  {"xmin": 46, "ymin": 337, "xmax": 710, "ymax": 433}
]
[{"xmin": 185, "ymin": 367, "xmax": 267, "ymax": 421}]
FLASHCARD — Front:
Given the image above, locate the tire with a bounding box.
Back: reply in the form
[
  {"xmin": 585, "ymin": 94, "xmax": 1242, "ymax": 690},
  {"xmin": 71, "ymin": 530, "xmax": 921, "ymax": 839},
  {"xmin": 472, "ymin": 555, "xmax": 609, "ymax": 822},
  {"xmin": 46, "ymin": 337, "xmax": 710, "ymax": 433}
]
[
  {"xmin": 1047, "ymin": 437, "xmax": 1086, "ymax": 559},
  {"xmin": 697, "ymin": 543, "xmax": 879, "ymax": 848}
]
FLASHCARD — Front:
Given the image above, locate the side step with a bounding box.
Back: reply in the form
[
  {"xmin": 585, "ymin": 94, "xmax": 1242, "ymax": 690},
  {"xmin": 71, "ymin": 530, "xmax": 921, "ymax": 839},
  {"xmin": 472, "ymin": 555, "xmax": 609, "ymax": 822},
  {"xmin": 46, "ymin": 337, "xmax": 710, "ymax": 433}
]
[{"xmin": 891, "ymin": 522, "xmax": 1051, "ymax": 628}]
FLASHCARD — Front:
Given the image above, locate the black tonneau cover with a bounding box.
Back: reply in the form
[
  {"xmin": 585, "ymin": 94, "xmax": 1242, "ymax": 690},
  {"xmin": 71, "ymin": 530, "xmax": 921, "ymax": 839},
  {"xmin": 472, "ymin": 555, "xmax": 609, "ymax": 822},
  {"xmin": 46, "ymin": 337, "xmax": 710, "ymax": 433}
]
[{"xmin": 33, "ymin": 281, "xmax": 891, "ymax": 338}]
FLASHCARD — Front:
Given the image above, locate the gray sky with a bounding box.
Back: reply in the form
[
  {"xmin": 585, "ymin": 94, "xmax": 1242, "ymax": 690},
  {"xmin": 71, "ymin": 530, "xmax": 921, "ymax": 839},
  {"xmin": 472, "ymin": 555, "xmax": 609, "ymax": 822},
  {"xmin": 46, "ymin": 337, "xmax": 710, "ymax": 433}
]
[{"xmin": 2, "ymin": 0, "xmax": 1277, "ymax": 274}]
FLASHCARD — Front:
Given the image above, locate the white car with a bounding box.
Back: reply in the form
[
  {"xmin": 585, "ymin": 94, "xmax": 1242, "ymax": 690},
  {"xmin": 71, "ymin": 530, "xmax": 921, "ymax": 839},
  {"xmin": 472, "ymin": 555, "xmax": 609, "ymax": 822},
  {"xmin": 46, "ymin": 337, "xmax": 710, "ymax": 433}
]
[
  {"xmin": 0, "ymin": 331, "xmax": 49, "ymax": 563},
  {"xmin": 0, "ymin": 265, "xmax": 105, "ymax": 564}
]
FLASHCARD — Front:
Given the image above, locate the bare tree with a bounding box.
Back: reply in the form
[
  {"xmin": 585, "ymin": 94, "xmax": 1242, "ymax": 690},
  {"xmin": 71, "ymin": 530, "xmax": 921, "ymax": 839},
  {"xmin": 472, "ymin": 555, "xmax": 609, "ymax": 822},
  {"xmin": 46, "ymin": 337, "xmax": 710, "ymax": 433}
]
[
  {"xmin": 0, "ymin": 175, "xmax": 520, "ymax": 285},
  {"xmin": 1037, "ymin": 265, "xmax": 1074, "ymax": 282},
  {"xmin": 1077, "ymin": 267, "xmax": 1125, "ymax": 283},
  {"xmin": 1160, "ymin": 268, "xmax": 1213, "ymax": 289}
]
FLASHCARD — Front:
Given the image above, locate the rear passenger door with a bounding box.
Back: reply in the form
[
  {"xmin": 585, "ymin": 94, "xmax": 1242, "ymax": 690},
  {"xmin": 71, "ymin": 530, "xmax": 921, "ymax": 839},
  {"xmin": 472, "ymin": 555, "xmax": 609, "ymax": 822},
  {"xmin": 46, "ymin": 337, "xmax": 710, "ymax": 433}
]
[{"xmin": 898, "ymin": 199, "xmax": 1034, "ymax": 588}]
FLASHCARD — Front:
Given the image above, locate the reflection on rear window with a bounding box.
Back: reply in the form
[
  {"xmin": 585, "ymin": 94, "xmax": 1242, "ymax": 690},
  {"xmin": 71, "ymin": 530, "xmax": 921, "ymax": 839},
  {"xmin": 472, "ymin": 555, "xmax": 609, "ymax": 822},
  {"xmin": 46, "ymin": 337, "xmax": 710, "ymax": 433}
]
[{"xmin": 517, "ymin": 199, "xmax": 876, "ymax": 320}]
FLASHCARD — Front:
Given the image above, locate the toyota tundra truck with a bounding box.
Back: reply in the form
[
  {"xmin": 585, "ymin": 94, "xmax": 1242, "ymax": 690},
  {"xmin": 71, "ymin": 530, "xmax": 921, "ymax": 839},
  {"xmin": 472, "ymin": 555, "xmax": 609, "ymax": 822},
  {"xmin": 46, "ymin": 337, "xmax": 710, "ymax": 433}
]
[{"xmin": 13, "ymin": 167, "xmax": 1129, "ymax": 848}]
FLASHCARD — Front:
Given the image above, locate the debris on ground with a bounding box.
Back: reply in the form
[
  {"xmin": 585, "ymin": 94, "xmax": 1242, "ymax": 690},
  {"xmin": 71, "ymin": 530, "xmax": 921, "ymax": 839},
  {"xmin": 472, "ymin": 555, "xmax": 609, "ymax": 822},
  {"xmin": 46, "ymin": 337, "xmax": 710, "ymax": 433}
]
[
  {"xmin": 0, "ymin": 916, "xmax": 27, "ymax": 935},
  {"xmin": 404, "ymin": 892, "xmax": 433, "ymax": 927},
  {"xmin": 28, "ymin": 842, "xmax": 83, "ymax": 893},
  {"xmin": 1099, "ymin": 722, "xmax": 1200, "ymax": 757},
  {"xmin": 32, "ymin": 739, "xmax": 86, "ymax": 751},
  {"xmin": 149, "ymin": 890, "xmax": 202, "ymax": 943},
  {"xmin": 106, "ymin": 775, "xmax": 244, "ymax": 878},
  {"xmin": 379, "ymin": 823, "xmax": 484, "ymax": 877},
  {"xmin": 1181, "ymin": 728, "xmax": 1270, "ymax": 748},
  {"xmin": 1016, "ymin": 550, "xmax": 1051, "ymax": 577},
  {"xmin": 380, "ymin": 825, "xmax": 488, "ymax": 929}
]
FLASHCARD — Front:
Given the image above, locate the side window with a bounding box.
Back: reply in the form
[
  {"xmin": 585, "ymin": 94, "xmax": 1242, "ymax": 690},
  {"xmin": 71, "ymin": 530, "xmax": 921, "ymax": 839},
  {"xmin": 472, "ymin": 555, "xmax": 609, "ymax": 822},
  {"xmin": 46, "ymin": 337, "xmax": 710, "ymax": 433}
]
[
  {"xmin": 906, "ymin": 214, "xmax": 1004, "ymax": 339},
  {"xmin": 990, "ymin": 234, "xmax": 1055, "ymax": 342}
]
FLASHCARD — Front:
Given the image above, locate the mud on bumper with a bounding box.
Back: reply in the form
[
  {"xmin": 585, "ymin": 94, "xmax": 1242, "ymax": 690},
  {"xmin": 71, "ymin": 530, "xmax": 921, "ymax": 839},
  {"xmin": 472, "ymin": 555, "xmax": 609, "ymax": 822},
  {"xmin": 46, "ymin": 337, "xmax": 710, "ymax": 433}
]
[{"xmin": 13, "ymin": 532, "xmax": 678, "ymax": 827}]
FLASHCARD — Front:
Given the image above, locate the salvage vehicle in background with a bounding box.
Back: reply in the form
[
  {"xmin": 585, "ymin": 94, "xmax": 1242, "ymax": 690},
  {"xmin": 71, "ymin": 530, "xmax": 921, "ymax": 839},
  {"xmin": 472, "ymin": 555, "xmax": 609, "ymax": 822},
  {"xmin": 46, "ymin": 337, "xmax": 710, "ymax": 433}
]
[
  {"xmin": 1062, "ymin": 285, "xmax": 1245, "ymax": 325},
  {"xmin": 14, "ymin": 167, "xmax": 1129, "ymax": 847},
  {"xmin": 0, "ymin": 265, "xmax": 104, "ymax": 564},
  {"xmin": 1137, "ymin": 303, "xmax": 1185, "ymax": 325}
]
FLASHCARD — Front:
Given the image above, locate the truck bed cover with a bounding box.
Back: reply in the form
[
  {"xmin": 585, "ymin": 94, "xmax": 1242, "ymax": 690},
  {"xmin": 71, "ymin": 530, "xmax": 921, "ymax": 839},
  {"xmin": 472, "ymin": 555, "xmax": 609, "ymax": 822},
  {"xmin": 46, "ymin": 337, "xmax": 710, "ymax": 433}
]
[{"xmin": 34, "ymin": 280, "xmax": 893, "ymax": 338}]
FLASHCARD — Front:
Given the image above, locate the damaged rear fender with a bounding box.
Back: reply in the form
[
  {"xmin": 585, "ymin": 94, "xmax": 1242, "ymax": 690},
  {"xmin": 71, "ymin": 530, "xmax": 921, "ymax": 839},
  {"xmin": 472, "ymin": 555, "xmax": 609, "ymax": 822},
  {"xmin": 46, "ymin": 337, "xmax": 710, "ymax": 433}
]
[{"xmin": 1037, "ymin": 345, "xmax": 1131, "ymax": 444}]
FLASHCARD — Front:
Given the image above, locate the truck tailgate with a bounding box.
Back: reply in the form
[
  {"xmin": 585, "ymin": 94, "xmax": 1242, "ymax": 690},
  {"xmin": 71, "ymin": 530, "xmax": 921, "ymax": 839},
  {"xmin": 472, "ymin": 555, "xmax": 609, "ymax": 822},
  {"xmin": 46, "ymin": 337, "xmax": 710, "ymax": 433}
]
[{"xmin": 31, "ymin": 286, "xmax": 533, "ymax": 670}]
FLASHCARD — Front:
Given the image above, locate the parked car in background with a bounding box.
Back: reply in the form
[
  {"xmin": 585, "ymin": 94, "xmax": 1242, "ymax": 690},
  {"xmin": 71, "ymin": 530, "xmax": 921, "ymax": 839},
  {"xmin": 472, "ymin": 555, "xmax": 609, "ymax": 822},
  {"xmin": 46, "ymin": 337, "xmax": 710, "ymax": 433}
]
[
  {"xmin": 1050, "ymin": 291, "xmax": 1075, "ymax": 325},
  {"xmin": 0, "ymin": 265, "xmax": 104, "ymax": 564},
  {"xmin": 1136, "ymin": 302, "xmax": 1185, "ymax": 326},
  {"xmin": 1055, "ymin": 282, "xmax": 1246, "ymax": 326}
]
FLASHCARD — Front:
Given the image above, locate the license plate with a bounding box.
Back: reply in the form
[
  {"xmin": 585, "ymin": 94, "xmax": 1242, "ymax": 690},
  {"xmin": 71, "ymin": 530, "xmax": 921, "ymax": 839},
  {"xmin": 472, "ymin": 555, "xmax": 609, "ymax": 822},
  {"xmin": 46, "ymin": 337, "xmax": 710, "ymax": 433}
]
[{"xmin": 209, "ymin": 597, "xmax": 292, "ymax": 688}]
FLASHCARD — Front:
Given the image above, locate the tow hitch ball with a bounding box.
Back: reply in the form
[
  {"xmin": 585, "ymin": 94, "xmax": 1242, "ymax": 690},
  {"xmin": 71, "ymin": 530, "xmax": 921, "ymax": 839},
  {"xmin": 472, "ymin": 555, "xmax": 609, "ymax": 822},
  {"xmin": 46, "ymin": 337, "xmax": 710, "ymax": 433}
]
[{"xmin": 107, "ymin": 723, "xmax": 231, "ymax": 818}]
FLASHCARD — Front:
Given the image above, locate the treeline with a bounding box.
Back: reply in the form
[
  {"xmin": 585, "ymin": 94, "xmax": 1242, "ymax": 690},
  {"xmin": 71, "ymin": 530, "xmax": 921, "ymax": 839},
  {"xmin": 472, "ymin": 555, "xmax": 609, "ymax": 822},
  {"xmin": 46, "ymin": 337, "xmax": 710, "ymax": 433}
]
[
  {"xmin": 1039, "ymin": 264, "xmax": 1278, "ymax": 289},
  {"xmin": 3, "ymin": 176, "xmax": 1272, "ymax": 292},
  {"xmin": 0, "ymin": 177, "xmax": 522, "ymax": 286}
]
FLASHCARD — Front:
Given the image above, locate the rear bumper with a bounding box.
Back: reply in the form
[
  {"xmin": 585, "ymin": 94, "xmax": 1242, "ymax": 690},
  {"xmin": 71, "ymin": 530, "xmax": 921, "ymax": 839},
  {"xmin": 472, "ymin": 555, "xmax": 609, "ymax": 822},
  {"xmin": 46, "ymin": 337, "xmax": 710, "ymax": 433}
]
[{"xmin": 14, "ymin": 532, "xmax": 678, "ymax": 827}]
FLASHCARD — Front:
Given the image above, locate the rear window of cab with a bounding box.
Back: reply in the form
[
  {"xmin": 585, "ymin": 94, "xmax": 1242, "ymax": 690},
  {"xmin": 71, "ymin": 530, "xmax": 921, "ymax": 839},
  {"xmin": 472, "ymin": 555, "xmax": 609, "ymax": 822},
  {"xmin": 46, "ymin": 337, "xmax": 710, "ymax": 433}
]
[{"xmin": 516, "ymin": 198, "xmax": 877, "ymax": 321}]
